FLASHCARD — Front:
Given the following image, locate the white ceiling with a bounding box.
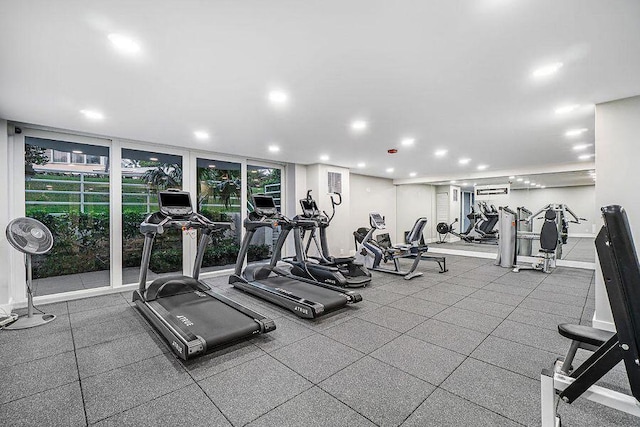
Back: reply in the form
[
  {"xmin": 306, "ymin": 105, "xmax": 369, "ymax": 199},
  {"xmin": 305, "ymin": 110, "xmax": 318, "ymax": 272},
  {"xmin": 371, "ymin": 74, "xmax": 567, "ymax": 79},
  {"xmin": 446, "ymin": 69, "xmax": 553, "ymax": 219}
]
[
  {"xmin": 429, "ymin": 170, "xmax": 596, "ymax": 190},
  {"xmin": 1, "ymin": 0, "xmax": 639, "ymax": 180}
]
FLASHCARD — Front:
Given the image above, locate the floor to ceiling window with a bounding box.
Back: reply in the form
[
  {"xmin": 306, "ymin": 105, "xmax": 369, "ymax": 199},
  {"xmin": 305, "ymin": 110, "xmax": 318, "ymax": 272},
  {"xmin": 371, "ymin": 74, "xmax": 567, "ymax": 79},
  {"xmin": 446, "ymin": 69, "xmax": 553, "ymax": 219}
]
[
  {"xmin": 121, "ymin": 149, "xmax": 183, "ymax": 285},
  {"xmin": 196, "ymin": 158, "xmax": 242, "ymax": 272},
  {"xmin": 247, "ymin": 165, "xmax": 282, "ymax": 264},
  {"xmin": 24, "ymin": 136, "xmax": 110, "ymax": 296}
]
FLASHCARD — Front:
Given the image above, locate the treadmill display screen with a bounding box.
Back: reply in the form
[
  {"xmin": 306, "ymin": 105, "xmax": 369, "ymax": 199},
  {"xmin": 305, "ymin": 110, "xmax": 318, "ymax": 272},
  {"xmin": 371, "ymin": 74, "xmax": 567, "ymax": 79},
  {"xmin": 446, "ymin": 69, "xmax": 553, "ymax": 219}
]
[
  {"xmin": 253, "ymin": 195, "xmax": 276, "ymax": 209},
  {"xmin": 300, "ymin": 199, "xmax": 319, "ymax": 217},
  {"xmin": 159, "ymin": 191, "xmax": 193, "ymax": 216},
  {"xmin": 160, "ymin": 192, "xmax": 191, "ymax": 208}
]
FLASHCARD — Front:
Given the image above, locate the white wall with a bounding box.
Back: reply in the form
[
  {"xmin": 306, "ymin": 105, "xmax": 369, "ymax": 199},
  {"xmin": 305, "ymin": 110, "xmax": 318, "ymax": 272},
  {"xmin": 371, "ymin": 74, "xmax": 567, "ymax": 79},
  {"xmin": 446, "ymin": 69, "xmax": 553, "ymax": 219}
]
[
  {"xmin": 305, "ymin": 164, "xmax": 352, "ymax": 257},
  {"xmin": 350, "ymin": 173, "xmax": 397, "ymax": 249},
  {"xmin": 0, "ymin": 120, "xmax": 9, "ymax": 310},
  {"xmin": 284, "ymin": 163, "xmax": 308, "ymax": 256},
  {"xmin": 507, "ymin": 185, "xmax": 596, "ymax": 236},
  {"xmin": 593, "ymin": 95, "xmax": 640, "ymax": 330},
  {"xmin": 396, "ymin": 184, "xmax": 437, "ymax": 242}
]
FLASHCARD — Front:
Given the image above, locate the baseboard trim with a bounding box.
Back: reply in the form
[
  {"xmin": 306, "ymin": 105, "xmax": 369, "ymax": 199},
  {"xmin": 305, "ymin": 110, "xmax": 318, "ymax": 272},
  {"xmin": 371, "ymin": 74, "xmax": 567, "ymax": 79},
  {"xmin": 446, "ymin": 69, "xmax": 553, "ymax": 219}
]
[{"xmin": 592, "ymin": 316, "xmax": 616, "ymax": 332}]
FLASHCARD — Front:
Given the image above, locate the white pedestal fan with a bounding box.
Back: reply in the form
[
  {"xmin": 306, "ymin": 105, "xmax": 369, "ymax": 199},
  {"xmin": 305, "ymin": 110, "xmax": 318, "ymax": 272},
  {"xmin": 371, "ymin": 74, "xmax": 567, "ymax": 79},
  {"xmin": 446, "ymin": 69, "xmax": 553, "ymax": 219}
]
[{"xmin": 4, "ymin": 217, "xmax": 56, "ymax": 329}]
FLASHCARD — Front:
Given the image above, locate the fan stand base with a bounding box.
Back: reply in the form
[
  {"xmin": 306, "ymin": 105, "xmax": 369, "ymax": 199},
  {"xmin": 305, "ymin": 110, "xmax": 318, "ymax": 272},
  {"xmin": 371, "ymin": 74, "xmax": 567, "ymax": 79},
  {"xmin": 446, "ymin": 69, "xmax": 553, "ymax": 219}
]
[{"xmin": 4, "ymin": 314, "xmax": 56, "ymax": 330}]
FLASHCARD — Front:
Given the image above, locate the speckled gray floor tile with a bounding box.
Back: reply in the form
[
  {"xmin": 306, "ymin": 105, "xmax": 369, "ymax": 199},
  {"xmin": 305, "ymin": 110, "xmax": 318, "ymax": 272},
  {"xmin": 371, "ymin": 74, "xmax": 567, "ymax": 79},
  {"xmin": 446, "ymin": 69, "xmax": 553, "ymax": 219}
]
[
  {"xmin": 0, "ymin": 350, "xmax": 78, "ymax": 404},
  {"xmin": 389, "ymin": 296, "xmax": 448, "ymax": 318},
  {"xmin": 0, "ymin": 381, "xmax": 85, "ymax": 427},
  {"xmin": 413, "ymin": 288, "xmax": 465, "ymax": 305},
  {"xmin": 454, "ymin": 297, "xmax": 515, "ymax": 318},
  {"xmin": 357, "ymin": 305, "xmax": 426, "ymax": 333},
  {"xmin": 271, "ymin": 334, "xmax": 363, "ymax": 383},
  {"xmin": 406, "ymin": 318, "xmax": 488, "ymax": 355},
  {"xmin": 0, "ymin": 328, "xmax": 74, "ymax": 366},
  {"xmin": 371, "ymin": 335, "xmax": 466, "ymax": 385},
  {"xmin": 181, "ymin": 340, "xmax": 265, "ymax": 381},
  {"xmin": 491, "ymin": 319, "xmax": 570, "ymax": 354},
  {"xmin": 506, "ymin": 307, "xmax": 579, "ymax": 331},
  {"xmin": 67, "ymin": 293, "xmax": 129, "ymax": 313},
  {"xmin": 519, "ymin": 297, "xmax": 584, "ymax": 318},
  {"xmin": 72, "ymin": 313, "xmax": 150, "ymax": 349},
  {"xmin": 359, "ymin": 288, "xmax": 405, "ymax": 305},
  {"xmin": 441, "ymin": 358, "xmax": 540, "ymax": 426},
  {"xmin": 469, "ymin": 289, "xmax": 526, "ymax": 306},
  {"xmin": 320, "ymin": 356, "xmax": 435, "ymax": 427},
  {"xmin": 81, "ymin": 353, "xmax": 193, "ymax": 424},
  {"xmin": 199, "ymin": 354, "xmax": 311, "ymax": 426},
  {"xmin": 470, "ymin": 335, "xmax": 558, "ymax": 379},
  {"xmin": 248, "ymin": 386, "xmax": 375, "ymax": 427},
  {"xmin": 322, "ymin": 317, "xmax": 400, "ymax": 354},
  {"xmin": 92, "ymin": 383, "xmax": 231, "ymax": 427},
  {"xmin": 77, "ymin": 330, "xmax": 167, "ymax": 378},
  {"xmin": 250, "ymin": 317, "xmax": 315, "ymax": 353},
  {"xmin": 402, "ymin": 388, "xmax": 519, "ymax": 427},
  {"xmin": 433, "ymin": 306, "xmax": 503, "ymax": 334}
]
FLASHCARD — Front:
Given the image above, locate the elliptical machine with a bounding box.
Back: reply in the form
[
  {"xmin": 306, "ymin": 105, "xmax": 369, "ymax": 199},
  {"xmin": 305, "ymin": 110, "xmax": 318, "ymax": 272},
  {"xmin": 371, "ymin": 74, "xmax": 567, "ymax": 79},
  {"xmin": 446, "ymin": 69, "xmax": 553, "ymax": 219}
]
[{"xmin": 288, "ymin": 191, "xmax": 371, "ymax": 287}]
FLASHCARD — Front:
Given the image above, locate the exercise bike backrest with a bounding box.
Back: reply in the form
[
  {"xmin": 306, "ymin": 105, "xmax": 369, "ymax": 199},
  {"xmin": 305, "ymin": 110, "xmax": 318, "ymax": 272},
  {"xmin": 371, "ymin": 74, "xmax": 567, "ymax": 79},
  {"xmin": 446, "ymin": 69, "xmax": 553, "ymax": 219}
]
[{"xmin": 406, "ymin": 217, "xmax": 428, "ymax": 245}]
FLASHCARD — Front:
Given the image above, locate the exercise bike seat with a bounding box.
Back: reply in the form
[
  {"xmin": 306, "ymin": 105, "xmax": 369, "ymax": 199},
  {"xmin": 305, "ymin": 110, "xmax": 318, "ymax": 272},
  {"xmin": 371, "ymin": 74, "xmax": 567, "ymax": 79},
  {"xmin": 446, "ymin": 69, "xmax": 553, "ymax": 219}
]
[{"xmin": 558, "ymin": 323, "xmax": 615, "ymax": 347}]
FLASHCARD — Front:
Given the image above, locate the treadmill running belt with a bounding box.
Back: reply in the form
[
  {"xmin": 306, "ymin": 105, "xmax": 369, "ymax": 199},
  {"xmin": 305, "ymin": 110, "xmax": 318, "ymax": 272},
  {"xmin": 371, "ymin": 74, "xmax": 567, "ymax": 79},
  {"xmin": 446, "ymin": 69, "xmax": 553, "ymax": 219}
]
[
  {"xmin": 259, "ymin": 276, "xmax": 348, "ymax": 312},
  {"xmin": 153, "ymin": 293, "xmax": 261, "ymax": 346}
]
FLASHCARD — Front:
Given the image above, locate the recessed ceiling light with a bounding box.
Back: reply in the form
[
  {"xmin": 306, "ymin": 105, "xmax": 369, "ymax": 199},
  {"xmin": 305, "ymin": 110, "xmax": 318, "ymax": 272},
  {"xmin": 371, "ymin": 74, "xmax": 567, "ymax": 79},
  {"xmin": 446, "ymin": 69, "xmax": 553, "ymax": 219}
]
[
  {"xmin": 524, "ymin": 180, "xmax": 530, "ymax": 184},
  {"xmin": 107, "ymin": 33, "xmax": 141, "ymax": 54},
  {"xmin": 72, "ymin": 150, "xmax": 83, "ymax": 154},
  {"xmin": 450, "ymin": 180, "xmax": 457, "ymax": 184},
  {"xmin": 458, "ymin": 158, "xmax": 471, "ymax": 165},
  {"xmin": 462, "ymin": 182, "xmax": 469, "ymax": 186},
  {"xmin": 578, "ymin": 154, "xmax": 594, "ymax": 160},
  {"xmin": 386, "ymin": 168, "xmax": 394, "ymax": 173},
  {"xmin": 541, "ymin": 186, "xmax": 547, "ymax": 189},
  {"xmin": 572, "ymin": 143, "xmax": 592, "ymax": 151},
  {"xmin": 565, "ymin": 128, "xmax": 588, "ymax": 137},
  {"xmin": 319, "ymin": 154, "xmax": 329, "ymax": 161},
  {"xmin": 409, "ymin": 172, "xmax": 417, "ymax": 177},
  {"xmin": 401, "ymin": 137, "xmax": 416, "ymax": 147},
  {"xmin": 473, "ymin": 183, "xmax": 477, "ymax": 186},
  {"xmin": 194, "ymin": 130, "xmax": 209, "ymax": 140},
  {"xmin": 532, "ymin": 62, "xmax": 563, "ymax": 78},
  {"xmin": 356, "ymin": 162, "xmax": 366, "ymax": 168},
  {"xmin": 555, "ymin": 104, "xmax": 580, "ymax": 114},
  {"xmin": 517, "ymin": 178, "xmax": 524, "ymax": 182},
  {"xmin": 268, "ymin": 90, "xmax": 288, "ymax": 105},
  {"xmin": 477, "ymin": 164, "xmax": 488, "ymax": 171},
  {"xmin": 268, "ymin": 145, "xmax": 280, "ymax": 153},
  {"xmin": 80, "ymin": 109, "xmax": 104, "ymax": 120},
  {"xmin": 509, "ymin": 176, "xmax": 515, "ymax": 179},
  {"xmin": 530, "ymin": 182, "xmax": 536, "ymax": 186},
  {"xmin": 350, "ymin": 120, "xmax": 368, "ymax": 132},
  {"xmin": 536, "ymin": 184, "xmax": 542, "ymax": 187},
  {"xmin": 434, "ymin": 149, "xmax": 448, "ymax": 157},
  {"xmin": 149, "ymin": 157, "xmax": 158, "ymax": 161}
]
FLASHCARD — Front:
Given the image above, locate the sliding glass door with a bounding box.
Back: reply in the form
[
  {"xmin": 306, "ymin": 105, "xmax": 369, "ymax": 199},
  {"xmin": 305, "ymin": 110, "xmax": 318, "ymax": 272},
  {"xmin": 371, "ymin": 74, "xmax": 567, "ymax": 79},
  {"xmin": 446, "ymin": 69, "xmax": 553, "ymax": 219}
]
[{"xmin": 24, "ymin": 136, "xmax": 110, "ymax": 296}]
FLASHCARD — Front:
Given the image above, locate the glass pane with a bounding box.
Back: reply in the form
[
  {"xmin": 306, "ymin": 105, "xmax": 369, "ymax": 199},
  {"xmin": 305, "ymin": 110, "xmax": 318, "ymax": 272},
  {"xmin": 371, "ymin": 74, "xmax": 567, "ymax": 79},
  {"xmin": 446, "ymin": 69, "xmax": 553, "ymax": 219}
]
[
  {"xmin": 247, "ymin": 165, "xmax": 282, "ymax": 264},
  {"xmin": 196, "ymin": 158, "xmax": 241, "ymax": 272},
  {"xmin": 24, "ymin": 137, "xmax": 110, "ymax": 296},
  {"xmin": 121, "ymin": 149, "xmax": 183, "ymax": 285}
]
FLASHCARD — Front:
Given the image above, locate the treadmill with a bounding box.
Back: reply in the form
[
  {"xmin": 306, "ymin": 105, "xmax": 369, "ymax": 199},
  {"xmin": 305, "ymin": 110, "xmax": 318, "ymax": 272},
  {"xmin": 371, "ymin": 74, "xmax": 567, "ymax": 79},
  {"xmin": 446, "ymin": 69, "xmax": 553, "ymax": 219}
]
[
  {"xmin": 133, "ymin": 190, "xmax": 275, "ymax": 360},
  {"xmin": 229, "ymin": 194, "xmax": 362, "ymax": 319}
]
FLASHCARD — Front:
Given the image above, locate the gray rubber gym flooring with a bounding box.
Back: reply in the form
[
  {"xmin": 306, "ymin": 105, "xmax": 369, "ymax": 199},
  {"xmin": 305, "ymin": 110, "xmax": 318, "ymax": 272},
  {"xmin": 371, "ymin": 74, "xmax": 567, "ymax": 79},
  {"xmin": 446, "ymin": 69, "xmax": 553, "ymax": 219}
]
[{"xmin": 1, "ymin": 256, "xmax": 636, "ymax": 426}]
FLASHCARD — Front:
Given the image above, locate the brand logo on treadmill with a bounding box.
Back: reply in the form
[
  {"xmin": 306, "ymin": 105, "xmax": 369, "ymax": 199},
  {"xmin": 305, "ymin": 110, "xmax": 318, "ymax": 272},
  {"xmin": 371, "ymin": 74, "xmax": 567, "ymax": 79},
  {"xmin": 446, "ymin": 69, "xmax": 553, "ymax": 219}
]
[
  {"xmin": 325, "ymin": 279, "xmax": 336, "ymax": 284},
  {"xmin": 194, "ymin": 291, "xmax": 206, "ymax": 297},
  {"xmin": 176, "ymin": 315, "xmax": 194, "ymax": 327},
  {"xmin": 275, "ymin": 287, "xmax": 294, "ymax": 296},
  {"xmin": 171, "ymin": 341, "xmax": 183, "ymax": 354},
  {"xmin": 294, "ymin": 306, "xmax": 309, "ymax": 315}
]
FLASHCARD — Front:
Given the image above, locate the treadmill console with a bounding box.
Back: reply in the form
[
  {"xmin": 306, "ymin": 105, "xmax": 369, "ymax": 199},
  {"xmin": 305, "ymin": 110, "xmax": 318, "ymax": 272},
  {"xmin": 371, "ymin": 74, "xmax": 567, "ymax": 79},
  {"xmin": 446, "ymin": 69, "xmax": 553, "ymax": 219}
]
[
  {"xmin": 158, "ymin": 190, "xmax": 193, "ymax": 218},
  {"xmin": 369, "ymin": 212, "xmax": 386, "ymax": 229},
  {"xmin": 253, "ymin": 195, "xmax": 279, "ymax": 217},
  {"xmin": 300, "ymin": 199, "xmax": 320, "ymax": 218}
]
